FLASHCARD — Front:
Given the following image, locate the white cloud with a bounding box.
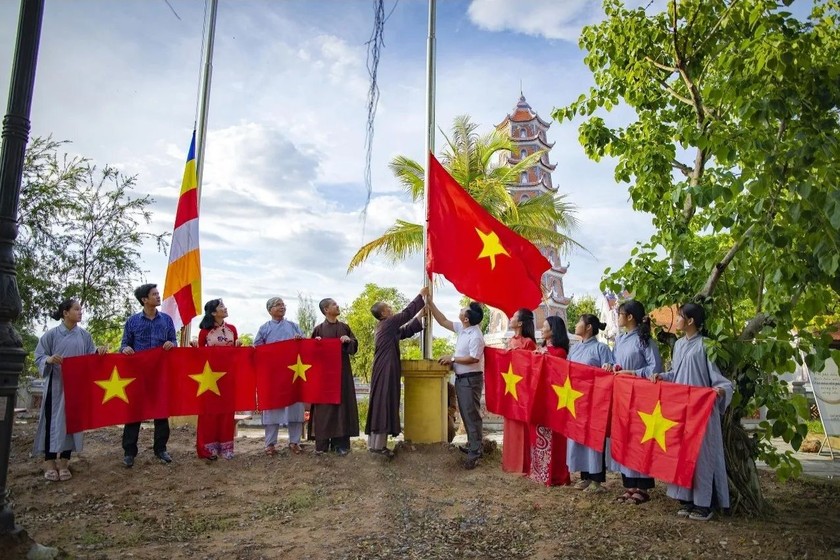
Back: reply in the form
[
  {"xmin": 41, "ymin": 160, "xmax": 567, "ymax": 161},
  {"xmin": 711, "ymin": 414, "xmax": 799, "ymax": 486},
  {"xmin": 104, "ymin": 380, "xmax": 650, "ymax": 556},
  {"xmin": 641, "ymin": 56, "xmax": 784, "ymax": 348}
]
[{"xmin": 467, "ymin": 0, "xmax": 602, "ymax": 41}]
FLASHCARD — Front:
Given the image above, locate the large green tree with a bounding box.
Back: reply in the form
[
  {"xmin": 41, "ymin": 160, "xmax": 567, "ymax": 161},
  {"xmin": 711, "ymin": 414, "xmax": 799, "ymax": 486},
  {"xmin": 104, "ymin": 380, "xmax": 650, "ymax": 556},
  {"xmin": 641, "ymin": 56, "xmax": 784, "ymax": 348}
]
[
  {"xmin": 555, "ymin": 0, "xmax": 840, "ymax": 513},
  {"xmin": 347, "ymin": 115, "xmax": 581, "ymax": 271},
  {"xmin": 344, "ymin": 283, "xmax": 409, "ymax": 382},
  {"xmin": 565, "ymin": 295, "xmax": 598, "ymax": 330},
  {"xmin": 18, "ymin": 138, "xmax": 166, "ymax": 372}
]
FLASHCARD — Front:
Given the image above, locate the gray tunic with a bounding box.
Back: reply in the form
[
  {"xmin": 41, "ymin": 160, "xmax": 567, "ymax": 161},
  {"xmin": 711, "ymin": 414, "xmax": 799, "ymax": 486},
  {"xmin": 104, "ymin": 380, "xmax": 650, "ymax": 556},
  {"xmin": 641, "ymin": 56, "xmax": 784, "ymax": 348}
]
[
  {"xmin": 566, "ymin": 337, "xmax": 614, "ymax": 473},
  {"xmin": 254, "ymin": 318, "xmax": 305, "ymax": 424},
  {"xmin": 660, "ymin": 333, "xmax": 733, "ymax": 508},
  {"xmin": 33, "ymin": 324, "xmax": 96, "ymax": 454},
  {"xmin": 609, "ymin": 329, "xmax": 664, "ymax": 476}
]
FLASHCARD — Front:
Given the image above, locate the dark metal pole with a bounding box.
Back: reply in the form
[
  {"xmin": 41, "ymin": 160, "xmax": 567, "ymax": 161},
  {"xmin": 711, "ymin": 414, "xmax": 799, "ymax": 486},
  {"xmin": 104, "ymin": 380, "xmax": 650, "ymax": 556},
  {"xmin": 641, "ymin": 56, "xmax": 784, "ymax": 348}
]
[{"xmin": 0, "ymin": 0, "xmax": 44, "ymax": 535}]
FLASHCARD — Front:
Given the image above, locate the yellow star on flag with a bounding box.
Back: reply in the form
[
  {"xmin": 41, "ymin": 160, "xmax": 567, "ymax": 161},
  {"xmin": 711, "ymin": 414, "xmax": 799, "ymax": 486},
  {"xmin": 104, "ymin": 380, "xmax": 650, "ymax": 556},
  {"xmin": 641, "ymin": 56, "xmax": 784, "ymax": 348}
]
[
  {"xmin": 501, "ymin": 363, "xmax": 524, "ymax": 400},
  {"xmin": 552, "ymin": 377, "xmax": 584, "ymax": 417},
  {"xmin": 288, "ymin": 354, "xmax": 312, "ymax": 383},
  {"xmin": 475, "ymin": 228, "xmax": 510, "ymax": 270},
  {"xmin": 638, "ymin": 401, "xmax": 679, "ymax": 452},
  {"xmin": 94, "ymin": 367, "xmax": 135, "ymax": 404},
  {"xmin": 189, "ymin": 361, "xmax": 227, "ymax": 397}
]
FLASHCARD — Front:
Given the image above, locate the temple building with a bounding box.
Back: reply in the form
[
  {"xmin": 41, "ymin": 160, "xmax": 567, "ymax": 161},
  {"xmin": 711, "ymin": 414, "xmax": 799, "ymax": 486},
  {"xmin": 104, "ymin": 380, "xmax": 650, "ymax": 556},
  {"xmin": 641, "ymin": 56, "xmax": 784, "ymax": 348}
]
[{"xmin": 486, "ymin": 94, "xmax": 572, "ymax": 343}]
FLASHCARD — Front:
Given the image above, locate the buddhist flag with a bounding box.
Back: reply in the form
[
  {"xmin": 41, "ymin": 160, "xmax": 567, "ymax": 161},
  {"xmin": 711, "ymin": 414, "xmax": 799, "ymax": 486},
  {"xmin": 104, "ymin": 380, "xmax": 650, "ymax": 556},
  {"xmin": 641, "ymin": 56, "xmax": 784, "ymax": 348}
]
[
  {"xmin": 162, "ymin": 131, "xmax": 202, "ymax": 330},
  {"xmin": 533, "ymin": 354, "xmax": 614, "ymax": 452},
  {"xmin": 483, "ymin": 348, "xmax": 542, "ymax": 423},
  {"xmin": 609, "ymin": 375, "xmax": 718, "ymax": 488},
  {"xmin": 425, "ymin": 153, "xmax": 551, "ymax": 317},
  {"xmin": 254, "ymin": 338, "xmax": 342, "ymax": 410}
]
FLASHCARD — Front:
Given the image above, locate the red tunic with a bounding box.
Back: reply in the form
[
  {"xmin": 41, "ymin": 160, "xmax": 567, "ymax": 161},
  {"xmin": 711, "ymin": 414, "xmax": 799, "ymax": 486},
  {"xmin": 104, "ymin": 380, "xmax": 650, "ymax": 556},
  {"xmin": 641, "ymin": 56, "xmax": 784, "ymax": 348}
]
[
  {"xmin": 528, "ymin": 345, "xmax": 571, "ymax": 486},
  {"xmin": 196, "ymin": 323, "xmax": 238, "ymax": 459},
  {"xmin": 501, "ymin": 335, "xmax": 537, "ymax": 474}
]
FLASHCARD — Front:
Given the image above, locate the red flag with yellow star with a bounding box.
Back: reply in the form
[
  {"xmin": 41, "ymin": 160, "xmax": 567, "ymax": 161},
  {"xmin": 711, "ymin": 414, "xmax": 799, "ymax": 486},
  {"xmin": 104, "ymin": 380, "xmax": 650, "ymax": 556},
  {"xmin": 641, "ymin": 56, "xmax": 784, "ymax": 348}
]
[
  {"xmin": 610, "ymin": 376, "xmax": 718, "ymax": 487},
  {"xmin": 425, "ymin": 153, "xmax": 552, "ymax": 317},
  {"xmin": 62, "ymin": 349, "xmax": 169, "ymax": 433},
  {"xmin": 164, "ymin": 347, "xmax": 257, "ymax": 416},
  {"xmin": 254, "ymin": 338, "xmax": 342, "ymax": 410},
  {"xmin": 483, "ymin": 348, "xmax": 542, "ymax": 423},
  {"xmin": 532, "ymin": 354, "xmax": 614, "ymax": 452}
]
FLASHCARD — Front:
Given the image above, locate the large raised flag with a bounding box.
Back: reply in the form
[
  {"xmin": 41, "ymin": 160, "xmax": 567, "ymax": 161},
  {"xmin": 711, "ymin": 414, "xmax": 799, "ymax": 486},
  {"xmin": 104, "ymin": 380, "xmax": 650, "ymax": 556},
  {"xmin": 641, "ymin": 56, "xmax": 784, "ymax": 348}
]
[
  {"xmin": 161, "ymin": 131, "xmax": 202, "ymax": 330},
  {"xmin": 609, "ymin": 375, "xmax": 718, "ymax": 488},
  {"xmin": 425, "ymin": 153, "xmax": 552, "ymax": 317}
]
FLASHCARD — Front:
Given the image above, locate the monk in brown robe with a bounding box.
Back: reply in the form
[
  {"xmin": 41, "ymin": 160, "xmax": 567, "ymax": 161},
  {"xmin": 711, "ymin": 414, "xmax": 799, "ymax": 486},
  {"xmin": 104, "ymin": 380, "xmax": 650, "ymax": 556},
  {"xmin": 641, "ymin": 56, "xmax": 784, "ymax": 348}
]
[
  {"xmin": 364, "ymin": 286, "xmax": 428, "ymax": 457},
  {"xmin": 311, "ymin": 298, "xmax": 359, "ymax": 456}
]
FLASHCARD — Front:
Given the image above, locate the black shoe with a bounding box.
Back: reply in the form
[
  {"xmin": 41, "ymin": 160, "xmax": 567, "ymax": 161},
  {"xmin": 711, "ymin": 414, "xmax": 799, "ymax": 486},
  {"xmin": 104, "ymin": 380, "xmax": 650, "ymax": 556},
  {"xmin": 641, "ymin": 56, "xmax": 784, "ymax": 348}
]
[
  {"xmin": 368, "ymin": 448, "xmax": 394, "ymax": 459},
  {"xmin": 464, "ymin": 457, "xmax": 479, "ymax": 470},
  {"xmin": 123, "ymin": 455, "xmax": 135, "ymax": 468},
  {"xmin": 156, "ymin": 451, "xmax": 173, "ymax": 464},
  {"xmin": 336, "ymin": 448, "xmax": 350, "ymax": 457},
  {"xmin": 458, "ymin": 445, "xmax": 469, "ymax": 454}
]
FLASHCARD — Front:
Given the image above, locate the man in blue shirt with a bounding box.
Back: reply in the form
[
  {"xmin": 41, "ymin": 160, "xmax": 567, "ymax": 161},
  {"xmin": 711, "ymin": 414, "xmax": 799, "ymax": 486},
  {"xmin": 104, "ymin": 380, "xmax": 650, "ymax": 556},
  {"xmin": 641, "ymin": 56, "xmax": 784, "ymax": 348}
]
[{"xmin": 120, "ymin": 283, "xmax": 177, "ymax": 467}]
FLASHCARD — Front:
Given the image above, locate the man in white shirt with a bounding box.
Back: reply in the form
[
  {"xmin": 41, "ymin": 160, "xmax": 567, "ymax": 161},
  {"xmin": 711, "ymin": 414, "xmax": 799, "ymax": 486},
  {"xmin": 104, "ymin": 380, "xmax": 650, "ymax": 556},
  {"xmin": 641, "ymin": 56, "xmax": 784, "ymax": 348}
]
[{"xmin": 428, "ymin": 300, "xmax": 486, "ymax": 469}]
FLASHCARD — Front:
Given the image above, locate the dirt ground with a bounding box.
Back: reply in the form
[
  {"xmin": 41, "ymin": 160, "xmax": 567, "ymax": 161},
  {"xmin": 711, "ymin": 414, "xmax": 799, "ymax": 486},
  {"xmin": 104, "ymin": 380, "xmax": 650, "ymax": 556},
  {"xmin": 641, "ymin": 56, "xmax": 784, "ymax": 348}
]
[{"xmin": 4, "ymin": 418, "xmax": 840, "ymax": 560}]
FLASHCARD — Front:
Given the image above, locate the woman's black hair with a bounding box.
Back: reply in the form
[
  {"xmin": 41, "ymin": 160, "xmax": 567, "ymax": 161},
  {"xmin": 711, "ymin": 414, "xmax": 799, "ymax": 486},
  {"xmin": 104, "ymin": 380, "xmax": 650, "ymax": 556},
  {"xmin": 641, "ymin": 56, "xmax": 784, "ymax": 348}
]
[
  {"xmin": 50, "ymin": 298, "xmax": 77, "ymax": 321},
  {"xmin": 619, "ymin": 299, "xmax": 652, "ymax": 348},
  {"xmin": 580, "ymin": 313, "xmax": 607, "ymax": 337},
  {"xmin": 199, "ymin": 299, "xmax": 223, "ymax": 330},
  {"xmin": 679, "ymin": 302, "xmax": 706, "ymax": 334},
  {"xmin": 516, "ymin": 307, "xmax": 536, "ymax": 344},
  {"xmin": 464, "ymin": 302, "xmax": 484, "ymax": 326},
  {"xmin": 544, "ymin": 315, "xmax": 570, "ymax": 352}
]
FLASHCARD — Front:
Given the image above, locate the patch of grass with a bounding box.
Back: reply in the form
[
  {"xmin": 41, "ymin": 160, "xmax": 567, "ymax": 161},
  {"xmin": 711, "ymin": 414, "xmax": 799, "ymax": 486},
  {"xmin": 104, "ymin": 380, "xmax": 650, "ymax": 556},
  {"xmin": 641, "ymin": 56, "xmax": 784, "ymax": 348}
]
[
  {"xmin": 807, "ymin": 419, "xmax": 825, "ymax": 435},
  {"xmin": 254, "ymin": 488, "xmax": 318, "ymax": 521},
  {"xmin": 77, "ymin": 529, "xmax": 108, "ymax": 546},
  {"xmin": 357, "ymin": 397, "xmax": 369, "ymax": 432}
]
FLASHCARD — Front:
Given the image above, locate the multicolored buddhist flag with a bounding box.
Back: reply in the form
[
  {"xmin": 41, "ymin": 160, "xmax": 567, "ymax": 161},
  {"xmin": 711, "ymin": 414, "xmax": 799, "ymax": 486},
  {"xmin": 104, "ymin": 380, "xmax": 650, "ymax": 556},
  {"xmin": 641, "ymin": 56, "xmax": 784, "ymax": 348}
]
[
  {"xmin": 425, "ymin": 153, "xmax": 551, "ymax": 317},
  {"xmin": 161, "ymin": 131, "xmax": 202, "ymax": 330},
  {"xmin": 609, "ymin": 375, "xmax": 718, "ymax": 488}
]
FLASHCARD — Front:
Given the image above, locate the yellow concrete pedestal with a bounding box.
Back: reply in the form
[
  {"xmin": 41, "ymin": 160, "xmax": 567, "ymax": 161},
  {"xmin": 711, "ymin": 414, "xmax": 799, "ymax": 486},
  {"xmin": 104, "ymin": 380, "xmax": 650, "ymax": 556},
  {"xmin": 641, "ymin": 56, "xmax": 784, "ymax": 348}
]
[{"xmin": 402, "ymin": 359, "xmax": 450, "ymax": 443}]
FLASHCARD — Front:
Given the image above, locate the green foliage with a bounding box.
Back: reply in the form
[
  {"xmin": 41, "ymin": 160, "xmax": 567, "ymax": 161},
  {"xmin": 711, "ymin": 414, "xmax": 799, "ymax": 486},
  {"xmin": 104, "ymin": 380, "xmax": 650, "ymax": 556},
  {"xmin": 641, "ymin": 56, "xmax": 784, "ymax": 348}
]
[
  {"xmin": 348, "ymin": 115, "xmax": 581, "ymax": 272},
  {"xmin": 565, "ymin": 295, "xmax": 598, "ymax": 329},
  {"xmin": 238, "ymin": 333, "xmax": 255, "ymax": 347},
  {"xmin": 401, "ymin": 336, "xmax": 455, "ymax": 361},
  {"xmin": 296, "ymin": 292, "xmax": 318, "ymax": 336},
  {"xmin": 555, "ymin": 0, "xmax": 840, "ymax": 512},
  {"xmin": 344, "ymin": 283, "xmax": 410, "ymax": 382},
  {"xmin": 16, "ymin": 137, "xmax": 167, "ymax": 375}
]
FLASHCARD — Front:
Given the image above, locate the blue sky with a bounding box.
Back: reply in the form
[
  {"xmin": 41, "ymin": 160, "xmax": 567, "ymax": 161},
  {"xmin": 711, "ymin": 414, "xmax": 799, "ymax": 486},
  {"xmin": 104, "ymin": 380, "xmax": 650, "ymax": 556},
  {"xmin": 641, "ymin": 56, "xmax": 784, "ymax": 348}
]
[{"xmin": 0, "ymin": 0, "xmax": 667, "ymax": 337}]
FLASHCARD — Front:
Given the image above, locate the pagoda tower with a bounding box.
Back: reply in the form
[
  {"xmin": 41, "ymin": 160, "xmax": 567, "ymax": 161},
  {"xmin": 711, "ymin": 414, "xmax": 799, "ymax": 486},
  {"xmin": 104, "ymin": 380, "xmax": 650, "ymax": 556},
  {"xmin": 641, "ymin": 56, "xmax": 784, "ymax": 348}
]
[{"xmin": 485, "ymin": 94, "xmax": 571, "ymax": 340}]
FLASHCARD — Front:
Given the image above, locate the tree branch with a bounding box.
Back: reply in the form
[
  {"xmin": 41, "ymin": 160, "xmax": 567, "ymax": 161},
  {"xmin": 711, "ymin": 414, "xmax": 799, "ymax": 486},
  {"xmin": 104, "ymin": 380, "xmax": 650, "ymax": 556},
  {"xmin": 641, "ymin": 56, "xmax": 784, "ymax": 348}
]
[
  {"xmin": 697, "ymin": 223, "xmax": 757, "ymax": 299},
  {"xmin": 672, "ymin": 159, "xmax": 693, "ymax": 177},
  {"xmin": 655, "ymin": 77, "xmax": 695, "ymax": 107},
  {"xmin": 645, "ymin": 55, "xmax": 678, "ymax": 73},
  {"xmin": 738, "ymin": 312, "xmax": 773, "ymax": 342}
]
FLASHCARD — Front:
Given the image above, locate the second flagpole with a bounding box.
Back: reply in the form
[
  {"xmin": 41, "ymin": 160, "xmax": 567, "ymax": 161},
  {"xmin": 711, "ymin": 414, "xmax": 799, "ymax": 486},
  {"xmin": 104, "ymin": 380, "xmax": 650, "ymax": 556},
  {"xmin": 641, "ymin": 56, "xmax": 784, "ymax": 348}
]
[{"xmin": 421, "ymin": 0, "xmax": 436, "ymax": 359}]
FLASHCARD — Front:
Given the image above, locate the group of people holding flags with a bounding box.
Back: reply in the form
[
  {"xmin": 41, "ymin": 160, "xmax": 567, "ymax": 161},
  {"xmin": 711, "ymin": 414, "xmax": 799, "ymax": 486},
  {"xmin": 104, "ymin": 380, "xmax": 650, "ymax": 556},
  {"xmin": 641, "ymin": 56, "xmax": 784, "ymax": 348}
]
[{"xmin": 32, "ymin": 276, "xmax": 732, "ymax": 521}]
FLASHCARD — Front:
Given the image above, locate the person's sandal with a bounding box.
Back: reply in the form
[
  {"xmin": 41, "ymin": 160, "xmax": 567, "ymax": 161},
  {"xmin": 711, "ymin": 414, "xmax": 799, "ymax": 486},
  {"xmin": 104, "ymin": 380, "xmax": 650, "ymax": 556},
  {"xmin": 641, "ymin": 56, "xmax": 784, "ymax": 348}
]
[
  {"xmin": 289, "ymin": 443, "xmax": 303, "ymax": 455},
  {"xmin": 624, "ymin": 491, "xmax": 650, "ymax": 505},
  {"xmin": 44, "ymin": 460, "xmax": 59, "ymax": 482},
  {"xmin": 615, "ymin": 490, "xmax": 635, "ymax": 503}
]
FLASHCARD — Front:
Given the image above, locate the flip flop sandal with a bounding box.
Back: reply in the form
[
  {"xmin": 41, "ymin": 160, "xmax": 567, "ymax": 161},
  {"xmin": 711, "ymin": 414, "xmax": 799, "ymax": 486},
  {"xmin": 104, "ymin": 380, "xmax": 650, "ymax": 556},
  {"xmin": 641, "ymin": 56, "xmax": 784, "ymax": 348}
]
[
  {"xmin": 625, "ymin": 491, "xmax": 651, "ymax": 505},
  {"xmin": 44, "ymin": 469, "xmax": 59, "ymax": 482},
  {"xmin": 58, "ymin": 468, "xmax": 72, "ymax": 481},
  {"xmin": 289, "ymin": 443, "xmax": 303, "ymax": 455},
  {"xmin": 615, "ymin": 490, "xmax": 635, "ymax": 503}
]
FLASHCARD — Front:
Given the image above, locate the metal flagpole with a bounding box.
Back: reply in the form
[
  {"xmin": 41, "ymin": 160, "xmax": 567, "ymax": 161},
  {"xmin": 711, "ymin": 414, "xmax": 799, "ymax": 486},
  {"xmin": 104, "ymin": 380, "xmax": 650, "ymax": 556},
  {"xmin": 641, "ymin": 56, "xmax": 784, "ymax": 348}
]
[
  {"xmin": 421, "ymin": 0, "xmax": 436, "ymax": 359},
  {"xmin": 181, "ymin": 0, "xmax": 217, "ymax": 348}
]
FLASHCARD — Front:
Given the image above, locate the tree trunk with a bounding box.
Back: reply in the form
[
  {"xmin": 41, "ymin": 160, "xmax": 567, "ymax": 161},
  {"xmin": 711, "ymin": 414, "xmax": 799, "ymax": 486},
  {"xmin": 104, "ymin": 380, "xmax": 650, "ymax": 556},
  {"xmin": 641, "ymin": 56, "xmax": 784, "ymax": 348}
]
[{"xmin": 723, "ymin": 407, "xmax": 766, "ymax": 515}]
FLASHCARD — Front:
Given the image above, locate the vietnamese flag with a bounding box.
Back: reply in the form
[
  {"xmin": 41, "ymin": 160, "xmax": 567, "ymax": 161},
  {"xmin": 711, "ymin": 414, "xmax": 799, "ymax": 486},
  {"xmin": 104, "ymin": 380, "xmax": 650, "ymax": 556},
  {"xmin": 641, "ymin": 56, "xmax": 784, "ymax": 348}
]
[
  {"xmin": 254, "ymin": 338, "xmax": 342, "ymax": 410},
  {"xmin": 610, "ymin": 375, "xmax": 718, "ymax": 487},
  {"xmin": 483, "ymin": 348, "xmax": 542, "ymax": 423},
  {"xmin": 165, "ymin": 347, "xmax": 257, "ymax": 416},
  {"xmin": 63, "ymin": 348, "xmax": 169, "ymax": 433},
  {"xmin": 425, "ymin": 153, "xmax": 552, "ymax": 317},
  {"xmin": 533, "ymin": 354, "xmax": 613, "ymax": 452}
]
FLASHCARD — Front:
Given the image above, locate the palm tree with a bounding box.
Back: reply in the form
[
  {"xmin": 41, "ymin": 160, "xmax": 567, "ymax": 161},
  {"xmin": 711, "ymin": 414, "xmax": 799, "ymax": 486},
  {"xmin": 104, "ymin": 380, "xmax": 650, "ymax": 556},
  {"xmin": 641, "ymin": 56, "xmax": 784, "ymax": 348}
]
[{"xmin": 347, "ymin": 115, "xmax": 581, "ymax": 272}]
